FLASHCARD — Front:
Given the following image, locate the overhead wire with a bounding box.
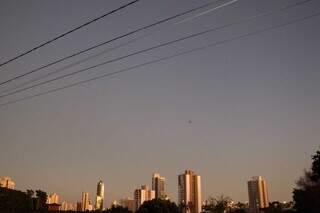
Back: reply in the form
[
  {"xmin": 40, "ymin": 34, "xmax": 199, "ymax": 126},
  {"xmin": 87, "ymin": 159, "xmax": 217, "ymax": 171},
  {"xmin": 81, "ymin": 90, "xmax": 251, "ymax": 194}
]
[
  {"xmin": 0, "ymin": 0, "xmax": 142, "ymax": 68},
  {"xmin": 0, "ymin": 0, "xmax": 238, "ymax": 94},
  {"xmin": 0, "ymin": 33, "xmax": 152, "ymax": 95},
  {"xmin": 1, "ymin": 10, "xmax": 319, "ymax": 108},
  {"xmin": 0, "ymin": 0, "xmax": 231, "ymax": 87},
  {"xmin": 0, "ymin": 0, "xmax": 314, "ymax": 99}
]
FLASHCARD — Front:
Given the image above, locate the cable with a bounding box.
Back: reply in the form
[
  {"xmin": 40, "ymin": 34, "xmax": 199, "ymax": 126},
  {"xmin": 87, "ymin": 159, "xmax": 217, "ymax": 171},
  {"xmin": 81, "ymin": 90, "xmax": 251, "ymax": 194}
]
[
  {"xmin": 0, "ymin": 0, "xmax": 228, "ymax": 86},
  {"xmin": 1, "ymin": 10, "xmax": 319, "ymax": 108},
  {"xmin": 0, "ymin": 33, "xmax": 152, "ymax": 95},
  {"xmin": 176, "ymin": 0, "xmax": 240, "ymax": 24},
  {"xmin": 0, "ymin": 0, "xmax": 141, "ymax": 68},
  {"xmin": 0, "ymin": 0, "xmax": 314, "ymax": 99},
  {"xmin": 0, "ymin": 0, "xmax": 236, "ymax": 94}
]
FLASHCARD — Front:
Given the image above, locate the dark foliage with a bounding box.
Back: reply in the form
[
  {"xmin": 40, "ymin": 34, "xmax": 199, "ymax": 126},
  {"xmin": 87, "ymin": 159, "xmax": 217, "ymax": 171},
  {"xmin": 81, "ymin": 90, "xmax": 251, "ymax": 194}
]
[
  {"xmin": 0, "ymin": 187, "xmax": 32, "ymax": 211},
  {"xmin": 136, "ymin": 199, "xmax": 179, "ymax": 213},
  {"xmin": 311, "ymin": 150, "xmax": 320, "ymax": 182},
  {"xmin": 293, "ymin": 148, "xmax": 320, "ymax": 213},
  {"xmin": 105, "ymin": 205, "xmax": 132, "ymax": 213}
]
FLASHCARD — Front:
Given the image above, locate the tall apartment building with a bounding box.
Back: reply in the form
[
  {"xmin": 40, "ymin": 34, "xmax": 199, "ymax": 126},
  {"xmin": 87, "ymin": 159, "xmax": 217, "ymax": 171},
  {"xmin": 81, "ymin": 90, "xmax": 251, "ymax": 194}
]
[
  {"xmin": 81, "ymin": 192, "xmax": 89, "ymax": 211},
  {"xmin": 120, "ymin": 197, "xmax": 135, "ymax": 212},
  {"xmin": 152, "ymin": 173, "xmax": 166, "ymax": 199},
  {"xmin": 247, "ymin": 176, "xmax": 269, "ymax": 213},
  {"xmin": 0, "ymin": 177, "xmax": 15, "ymax": 189},
  {"xmin": 134, "ymin": 185, "xmax": 155, "ymax": 210},
  {"xmin": 47, "ymin": 192, "xmax": 59, "ymax": 204},
  {"xmin": 178, "ymin": 170, "xmax": 202, "ymax": 213},
  {"xmin": 95, "ymin": 180, "xmax": 105, "ymax": 210}
]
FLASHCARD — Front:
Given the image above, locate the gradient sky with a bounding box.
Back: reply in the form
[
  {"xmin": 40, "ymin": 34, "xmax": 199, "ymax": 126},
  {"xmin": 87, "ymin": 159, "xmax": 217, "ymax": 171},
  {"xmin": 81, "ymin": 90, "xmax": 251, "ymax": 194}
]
[{"xmin": 0, "ymin": 0, "xmax": 320, "ymax": 207}]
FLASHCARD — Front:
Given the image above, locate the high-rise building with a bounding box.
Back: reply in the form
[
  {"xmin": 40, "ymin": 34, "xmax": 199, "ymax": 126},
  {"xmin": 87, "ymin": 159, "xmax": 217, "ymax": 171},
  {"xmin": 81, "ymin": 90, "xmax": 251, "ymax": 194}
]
[
  {"xmin": 152, "ymin": 173, "xmax": 166, "ymax": 199},
  {"xmin": 61, "ymin": 201, "xmax": 76, "ymax": 211},
  {"xmin": 134, "ymin": 185, "xmax": 155, "ymax": 210},
  {"xmin": 247, "ymin": 176, "xmax": 269, "ymax": 213},
  {"xmin": 81, "ymin": 192, "xmax": 89, "ymax": 211},
  {"xmin": 178, "ymin": 170, "xmax": 202, "ymax": 213},
  {"xmin": 47, "ymin": 193, "xmax": 59, "ymax": 204},
  {"xmin": 120, "ymin": 197, "xmax": 135, "ymax": 212},
  {"xmin": 0, "ymin": 177, "xmax": 15, "ymax": 189},
  {"xmin": 95, "ymin": 180, "xmax": 105, "ymax": 210}
]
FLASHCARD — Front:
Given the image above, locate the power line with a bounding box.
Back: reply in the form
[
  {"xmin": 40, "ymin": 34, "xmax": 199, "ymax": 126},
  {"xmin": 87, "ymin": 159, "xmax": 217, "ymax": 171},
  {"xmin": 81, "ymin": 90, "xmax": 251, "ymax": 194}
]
[
  {"xmin": 0, "ymin": 33, "xmax": 152, "ymax": 95},
  {"xmin": 0, "ymin": 0, "xmax": 141, "ymax": 68},
  {"xmin": 1, "ymin": 10, "xmax": 319, "ymax": 108},
  {"xmin": 0, "ymin": 0, "xmax": 236, "ymax": 94},
  {"xmin": 0, "ymin": 0, "xmax": 314, "ymax": 99},
  {"xmin": 176, "ymin": 0, "xmax": 240, "ymax": 24},
  {"xmin": 0, "ymin": 0, "xmax": 227, "ymax": 86}
]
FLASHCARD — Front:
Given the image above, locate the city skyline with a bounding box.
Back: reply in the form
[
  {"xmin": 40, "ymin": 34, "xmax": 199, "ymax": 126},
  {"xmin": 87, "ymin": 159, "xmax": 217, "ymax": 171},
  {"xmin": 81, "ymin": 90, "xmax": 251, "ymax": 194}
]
[
  {"xmin": 0, "ymin": 172, "xmax": 273, "ymax": 209},
  {"xmin": 1, "ymin": 0, "xmax": 319, "ymax": 208}
]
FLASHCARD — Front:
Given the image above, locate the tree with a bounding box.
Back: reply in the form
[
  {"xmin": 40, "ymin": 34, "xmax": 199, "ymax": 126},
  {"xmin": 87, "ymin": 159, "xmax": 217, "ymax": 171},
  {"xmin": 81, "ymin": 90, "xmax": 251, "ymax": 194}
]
[
  {"xmin": 293, "ymin": 148, "xmax": 320, "ymax": 213},
  {"xmin": 0, "ymin": 187, "xmax": 32, "ymax": 211},
  {"xmin": 264, "ymin": 202, "xmax": 283, "ymax": 213},
  {"xmin": 136, "ymin": 199, "xmax": 179, "ymax": 213},
  {"xmin": 311, "ymin": 149, "xmax": 320, "ymax": 182},
  {"xmin": 106, "ymin": 205, "xmax": 132, "ymax": 213},
  {"xmin": 229, "ymin": 202, "xmax": 247, "ymax": 213},
  {"xmin": 203, "ymin": 195, "xmax": 232, "ymax": 213},
  {"xmin": 26, "ymin": 189, "xmax": 35, "ymax": 210},
  {"xmin": 35, "ymin": 189, "xmax": 48, "ymax": 210}
]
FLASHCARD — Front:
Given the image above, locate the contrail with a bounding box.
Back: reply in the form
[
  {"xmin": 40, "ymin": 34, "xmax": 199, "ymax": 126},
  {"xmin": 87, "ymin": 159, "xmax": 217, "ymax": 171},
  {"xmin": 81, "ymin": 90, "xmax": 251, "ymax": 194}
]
[{"xmin": 176, "ymin": 0, "xmax": 240, "ymax": 25}]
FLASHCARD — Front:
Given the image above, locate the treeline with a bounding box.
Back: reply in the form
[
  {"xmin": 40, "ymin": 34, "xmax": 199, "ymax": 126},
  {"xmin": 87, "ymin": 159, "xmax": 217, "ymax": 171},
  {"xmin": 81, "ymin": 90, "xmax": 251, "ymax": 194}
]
[
  {"xmin": 0, "ymin": 187, "xmax": 47, "ymax": 211},
  {"xmin": 0, "ymin": 187, "xmax": 32, "ymax": 211}
]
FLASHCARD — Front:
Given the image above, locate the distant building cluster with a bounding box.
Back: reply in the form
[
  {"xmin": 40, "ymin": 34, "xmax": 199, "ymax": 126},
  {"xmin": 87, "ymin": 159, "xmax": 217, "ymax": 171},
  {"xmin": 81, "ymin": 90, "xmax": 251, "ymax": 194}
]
[
  {"xmin": 134, "ymin": 185, "xmax": 155, "ymax": 210},
  {"xmin": 47, "ymin": 192, "xmax": 59, "ymax": 204},
  {"xmin": 1, "ymin": 173, "xmax": 272, "ymax": 213},
  {"xmin": 0, "ymin": 176, "xmax": 15, "ymax": 189}
]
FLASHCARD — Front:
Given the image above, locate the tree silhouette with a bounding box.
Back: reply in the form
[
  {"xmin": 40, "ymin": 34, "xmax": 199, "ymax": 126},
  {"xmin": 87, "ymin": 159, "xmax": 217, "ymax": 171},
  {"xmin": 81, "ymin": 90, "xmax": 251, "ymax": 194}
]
[
  {"xmin": 203, "ymin": 195, "xmax": 232, "ymax": 213},
  {"xmin": 293, "ymin": 148, "xmax": 320, "ymax": 213},
  {"xmin": 35, "ymin": 189, "xmax": 48, "ymax": 210},
  {"xmin": 106, "ymin": 205, "xmax": 132, "ymax": 213},
  {"xmin": 136, "ymin": 199, "xmax": 179, "ymax": 213}
]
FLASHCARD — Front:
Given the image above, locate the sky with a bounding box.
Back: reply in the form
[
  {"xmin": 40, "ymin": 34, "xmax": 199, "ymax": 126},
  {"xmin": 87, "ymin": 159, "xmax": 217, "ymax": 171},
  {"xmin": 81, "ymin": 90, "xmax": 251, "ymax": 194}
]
[{"xmin": 0, "ymin": 0, "xmax": 320, "ymax": 207}]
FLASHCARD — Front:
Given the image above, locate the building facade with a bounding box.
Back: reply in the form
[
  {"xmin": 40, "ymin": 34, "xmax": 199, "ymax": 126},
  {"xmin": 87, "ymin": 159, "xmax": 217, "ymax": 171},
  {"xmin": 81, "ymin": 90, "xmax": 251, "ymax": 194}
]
[
  {"xmin": 178, "ymin": 170, "xmax": 202, "ymax": 213},
  {"xmin": 120, "ymin": 197, "xmax": 135, "ymax": 212},
  {"xmin": 95, "ymin": 180, "xmax": 105, "ymax": 210},
  {"xmin": 247, "ymin": 176, "xmax": 269, "ymax": 213},
  {"xmin": 61, "ymin": 201, "xmax": 76, "ymax": 211},
  {"xmin": 0, "ymin": 177, "xmax": 15, "ymax": 189},
  {"xmin": 134, "ymin": 185, "xmax": 155, "ymax": 210},
  {"xmin": 81, "ymin": 192, "xmax": 89, "ymax": 211},
  {"xmin": 47, "ymin": 192, "xmax": 59, "ymax": 204},
  {"xmin": 152, "ymin": 173, "xmax": 166, "ymax": 199}
]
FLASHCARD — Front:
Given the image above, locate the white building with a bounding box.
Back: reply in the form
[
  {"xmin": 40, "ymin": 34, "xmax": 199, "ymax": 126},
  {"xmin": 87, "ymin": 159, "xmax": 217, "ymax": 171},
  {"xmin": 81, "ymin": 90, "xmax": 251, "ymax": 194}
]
[
  {"xmin": 47, "ymin": 193, "xmax": 59, "ymax": 204},
  {"xmin": 134, "ymin": 185, "xmax": 155, "ymax": 210},
  {"xmin": 152, "ymin": 173, "xmax": 166, "ymax": 199},
  {"xmin": 178, "ymin": 170, "xmax": 202, "ymax": 213}
]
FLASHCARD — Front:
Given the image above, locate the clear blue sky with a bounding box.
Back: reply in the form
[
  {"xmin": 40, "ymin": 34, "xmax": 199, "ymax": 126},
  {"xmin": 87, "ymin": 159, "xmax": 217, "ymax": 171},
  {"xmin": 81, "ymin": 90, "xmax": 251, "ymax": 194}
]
[{"xmin": 0, "ymin": 0, "xmax": 319, "ymax": 207}]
